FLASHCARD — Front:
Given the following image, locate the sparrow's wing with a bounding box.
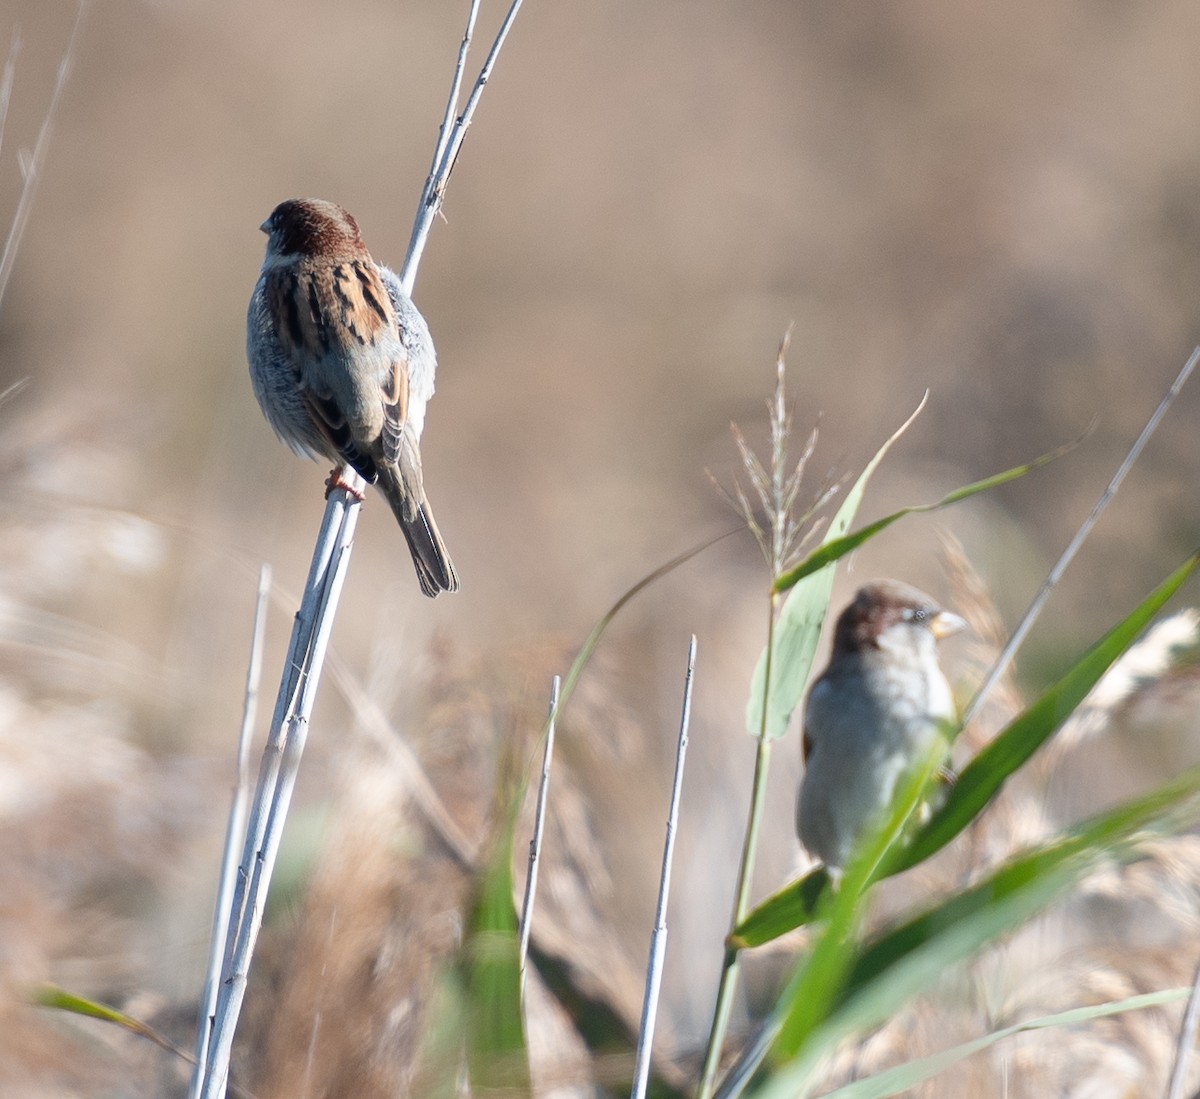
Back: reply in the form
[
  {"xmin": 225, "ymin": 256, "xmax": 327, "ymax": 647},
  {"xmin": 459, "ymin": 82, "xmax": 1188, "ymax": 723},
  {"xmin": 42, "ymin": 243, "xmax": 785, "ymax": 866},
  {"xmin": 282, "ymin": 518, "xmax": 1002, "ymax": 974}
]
[
  {"xmin": 379, "ymin": 355, "xmax": 409, "ymax": 467},
  {"xmin": 264, "ymin": 259, "xmax": 412, "ymax": 483},
  {"xmin": 298, "ymin": 387, "xmax": 379, "ymax": 483},
  {"xmin": 326, "ymin": 259, "xmax": 410, "ymax": 467},
  {"xmin": 378, "ymin": 266, "xmax": 437, "ymax": 416}
]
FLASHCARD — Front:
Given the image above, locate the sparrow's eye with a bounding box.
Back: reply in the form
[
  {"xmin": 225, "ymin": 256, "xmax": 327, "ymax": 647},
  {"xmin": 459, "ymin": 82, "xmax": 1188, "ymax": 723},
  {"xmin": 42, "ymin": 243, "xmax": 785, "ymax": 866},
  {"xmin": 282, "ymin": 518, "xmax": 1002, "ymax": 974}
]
[{"xmin": 908, "ymin": 607, "xmax": 929, "ymax": 624}]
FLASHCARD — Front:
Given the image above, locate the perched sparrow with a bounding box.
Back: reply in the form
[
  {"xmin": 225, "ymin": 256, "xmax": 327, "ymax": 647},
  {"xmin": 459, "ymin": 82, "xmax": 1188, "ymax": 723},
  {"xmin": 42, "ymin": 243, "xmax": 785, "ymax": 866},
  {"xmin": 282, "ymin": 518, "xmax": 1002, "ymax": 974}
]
[
  {"xmin": 247, "ymin": 198, "xmax": 459, "ymax": 597},
  {"xmin": 797, "ymin": 580, "xmax": 965, "ymax": 873}
]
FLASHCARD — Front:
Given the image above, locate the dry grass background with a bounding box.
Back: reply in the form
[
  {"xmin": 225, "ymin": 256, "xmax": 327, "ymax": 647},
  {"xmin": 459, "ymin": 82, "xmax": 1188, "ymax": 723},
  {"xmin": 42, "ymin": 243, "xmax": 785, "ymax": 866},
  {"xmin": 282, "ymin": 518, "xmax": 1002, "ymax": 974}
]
[{"xmin": 2, "ymin": 1, "xmax": 1200, "ymax": 1095}]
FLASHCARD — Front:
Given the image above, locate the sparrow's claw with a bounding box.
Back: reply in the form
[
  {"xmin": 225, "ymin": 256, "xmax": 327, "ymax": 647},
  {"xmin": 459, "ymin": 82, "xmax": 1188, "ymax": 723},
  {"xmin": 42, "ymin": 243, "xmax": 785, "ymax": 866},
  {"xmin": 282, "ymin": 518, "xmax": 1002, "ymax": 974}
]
[{"xmin": 324, "ymin": 467, "xmax": 365, "ymax": 501}]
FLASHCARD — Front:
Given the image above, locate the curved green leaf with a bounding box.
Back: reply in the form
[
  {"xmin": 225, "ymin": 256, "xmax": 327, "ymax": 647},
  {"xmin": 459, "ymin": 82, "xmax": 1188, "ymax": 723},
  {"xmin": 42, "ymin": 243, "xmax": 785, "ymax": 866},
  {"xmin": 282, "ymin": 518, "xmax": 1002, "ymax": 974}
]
[
  {"xmin": 820, "ymin": 988, "xmax": 1188, "ymax": 1099},
  {"xmin": 746, "ymin": 767, "xmax": 1200, "ymax": 1097},
  {"xmin": 32, "ymin": 984, "xmax": 191, "ymax": 1062},
  {"xmin": 772, "ymin": 436, "xmax": 1078, "ymax": 594},
  {"xmin": 728, "ymin": 869, "xmax": 830, "ymax": 950},
  {"xmin": 466, "ymin": 818, "xmax": 532, "ymax": 1095},
  {"xmin": 889, "ymin": 548, "xmax": 1199, "ymax": 874}
]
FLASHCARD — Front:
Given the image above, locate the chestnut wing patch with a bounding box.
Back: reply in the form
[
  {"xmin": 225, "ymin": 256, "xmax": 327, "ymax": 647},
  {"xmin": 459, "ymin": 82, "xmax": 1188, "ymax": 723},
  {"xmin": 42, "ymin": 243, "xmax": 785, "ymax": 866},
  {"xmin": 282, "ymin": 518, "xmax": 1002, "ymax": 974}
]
[
  {"xmin": 266, "ymin": 268, "xmax": 331, "ymax": 361},
  {"xmin": 331, "ymin": 261, "xmax": 394, "ymax": 347}
]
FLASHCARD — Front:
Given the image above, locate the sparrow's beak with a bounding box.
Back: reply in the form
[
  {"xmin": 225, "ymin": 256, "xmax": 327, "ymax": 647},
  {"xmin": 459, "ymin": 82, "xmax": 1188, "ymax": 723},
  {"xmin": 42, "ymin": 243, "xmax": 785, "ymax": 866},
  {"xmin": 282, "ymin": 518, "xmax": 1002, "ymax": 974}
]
[
  {"xmin": 930, "ymin": 610, "xmax": 968, "ymax": 640},
  {"xmin": 259, "ymin": 218, "xmax": 271, "ymax": 235}
]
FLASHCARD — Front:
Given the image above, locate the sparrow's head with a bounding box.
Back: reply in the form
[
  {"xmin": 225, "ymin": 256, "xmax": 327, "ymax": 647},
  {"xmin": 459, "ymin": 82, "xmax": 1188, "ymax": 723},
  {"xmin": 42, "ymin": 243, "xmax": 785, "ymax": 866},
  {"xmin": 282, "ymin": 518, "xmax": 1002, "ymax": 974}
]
[
  {"xmin": 259, "ymin": 198, "xmax": 367, "ymax": 260},
  {"xmin": 831, "ymin": 580, "xmax": 966, "ymax": 661}
]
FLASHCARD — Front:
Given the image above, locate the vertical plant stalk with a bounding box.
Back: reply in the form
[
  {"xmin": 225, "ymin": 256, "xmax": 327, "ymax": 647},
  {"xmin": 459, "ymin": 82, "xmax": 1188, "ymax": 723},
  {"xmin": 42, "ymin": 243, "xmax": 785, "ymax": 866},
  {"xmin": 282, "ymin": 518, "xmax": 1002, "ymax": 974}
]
[
  {"xmin": 199, "ymin": 500, "xmax": 360, "ymax": 1099},
  {"xmin": 700, "ymin": 335, "xmax": 806, "ymax": 1098},
  {"xmin": 192, "ymin": 4, "xmax": 524, "ymax": 1093},
  {"xmin": 518, "ymin": 674, "xmax": 560, "ymax": 988},
  {"xmin": 188, "ymin": 566, "xmax": 270, "ymax": 1099},
  {"xmin": 0, "ymin": 3, "xmax": 86, "ymax": 316},
  {"xmin": 0, "ymin": 30, "xmax": 22, "ymax": 162},
  {"xmin": 698, "ymin": 595, "xmax": 779, "ymax": 1099},
  {"xmin": 631, "ymin": 636, "xmax": 697, "ymax": 1099},
  {"xmin": 402, "ymin": 0, "xmax": 525, "ymax": 294}
]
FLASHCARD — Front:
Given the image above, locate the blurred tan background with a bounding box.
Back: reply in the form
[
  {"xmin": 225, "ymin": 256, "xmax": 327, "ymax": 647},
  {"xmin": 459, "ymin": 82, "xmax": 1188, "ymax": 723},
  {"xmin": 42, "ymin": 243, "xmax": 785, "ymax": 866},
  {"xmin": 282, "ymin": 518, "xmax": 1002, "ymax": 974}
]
[{"xmin": 3, "ymin": 0, "xmax": 1200, "ymax": 1094}]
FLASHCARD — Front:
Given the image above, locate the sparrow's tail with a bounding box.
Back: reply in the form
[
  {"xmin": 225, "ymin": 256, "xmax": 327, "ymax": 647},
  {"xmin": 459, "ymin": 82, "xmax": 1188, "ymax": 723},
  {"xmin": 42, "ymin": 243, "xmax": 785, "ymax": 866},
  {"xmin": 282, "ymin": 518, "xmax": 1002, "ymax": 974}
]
[{"xmin": 377, "ymin": 464, "xmax": 459, "ymax": 598}]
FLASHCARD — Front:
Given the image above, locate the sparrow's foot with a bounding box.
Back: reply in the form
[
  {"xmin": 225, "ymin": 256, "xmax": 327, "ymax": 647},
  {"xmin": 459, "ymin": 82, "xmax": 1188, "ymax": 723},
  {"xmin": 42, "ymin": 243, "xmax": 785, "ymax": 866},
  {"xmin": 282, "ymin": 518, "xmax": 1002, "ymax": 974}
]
[{"xmin": 325, "ymin": 467, "xmax": 366, "ymax": 501}]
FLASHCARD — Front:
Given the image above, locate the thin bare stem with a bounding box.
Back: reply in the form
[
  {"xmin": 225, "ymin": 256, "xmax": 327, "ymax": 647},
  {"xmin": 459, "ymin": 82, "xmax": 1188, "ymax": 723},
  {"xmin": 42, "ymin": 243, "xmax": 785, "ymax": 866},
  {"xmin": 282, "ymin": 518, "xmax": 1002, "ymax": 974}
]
[
  {"xmin": 0, "ymin": 30, "xmax": 21, "ymax": 163},
  {"xmin": 0, "ymin": 377, "xmax": 28, "ymax": 406},
  {"xmin": 199, "ymin": 500, "xmax": 361, "ymax": 1099},
  {"xmin": 700, "ymin": 334, "xmax": 826, "ymax": 1096},
  {"xmin": 519, "ymin": 675, "xmax": 560, "ymax": 988},
  {"xmin": 1167, "ymin": 958, "xmax": 1200, "ymax": 1099},
  {"xmin": 189, "ymin": 566, "xmax": 271, "ymax": 1099},
  {"xmin": 698, "ymin": 593, "xmax": 780, "ymax": 1098},
  {"xmin": 424, "ymin": 0, "xmax": 480, "ymax": 211},
  {"xmin": 0, "ymin": 1, "xmax": 86, "ymax": 311},
  {"xmin": 965, "ymin": 345, "xmax": 1200, "ymax": 727},
  {"xmin": 631, "ymin": 637, "xmax": 697, "ymax": 1099},
  {"xmin": 401, "ymin": 0, "xmax": 524, "ymax": 293}
]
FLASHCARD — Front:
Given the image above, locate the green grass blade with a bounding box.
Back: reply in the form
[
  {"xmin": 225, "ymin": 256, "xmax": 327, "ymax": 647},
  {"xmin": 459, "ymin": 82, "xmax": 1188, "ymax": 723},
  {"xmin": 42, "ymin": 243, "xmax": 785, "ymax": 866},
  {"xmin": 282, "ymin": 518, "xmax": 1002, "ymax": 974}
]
[
  {"xmin": 820, "ymin": 988, "xmax": 1188, "ymax": 1099},
  {"xmin": 747, "ymin": 396, "xmax": 927, "ymax": 739},
  {"xmin": 750, "ymin": 769, "xmax": 1200, "ymax": 1097},
  {"xmin": 466, "ymin": 816, "xmax": 532, "ymax": 1095},
  {"xmin": 890, "ymin": 548, "xmax": 1200, "ymax": 873},
  {"xmin": 728, "ymin": 869, "xmax": 831, "ymax": 949},
  {"xmin": 32, "ymin": 984, "xmax": 191, "ymax": 1062},
  {"xmin": 849, "ymin": 765, "xmax": 1200, "ymax": 997},
  {"xmin": 562, "ymin": 531, "xmax": 733, "ymax": 714},
  {"xmin": 459, "ymin": 535, "xmax": 728, "ymax": 1096},
  {"xmin": 772, "ymin": 437, "xmax": 1077, "ymax": 594},
  {"xmin": 715, "ymin": 745, "xmax": 947, "ymax": 1094},
  {"xmin": 772, "ymin": 737, "xmax": 948, "ymax": 1058}
]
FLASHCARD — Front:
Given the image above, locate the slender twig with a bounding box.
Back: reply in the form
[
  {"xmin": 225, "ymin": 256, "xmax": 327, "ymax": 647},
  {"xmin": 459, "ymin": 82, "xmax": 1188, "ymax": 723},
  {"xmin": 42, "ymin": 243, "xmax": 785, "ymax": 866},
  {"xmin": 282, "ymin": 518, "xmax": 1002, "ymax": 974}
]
[
  {"xmin": 698, "ymin": 595, "xmax": 779, "ymax": 1098},
  {"xmin": 0, "ymin": 377, "xmax": 28, "ymax": 407},
  {"xmin": 1167, "ymin": 958, "xmax": 1200, "ymax": 1099},
  {"xmin": 0, "ymin": 30, "xmax": 21, "ymax": 163},
  {"xmin": 965, "ymin": 346, "xmax": 1200, "ymax": 727},
  {"xmin": 188, "ymin": 566, "xmax": 270, "ymax": 1099},
  {"xmin": 439, "ymin": 0, "xmax": 524, "ymax": 194},
  {"xmin": 401, "ymin": 0, "xmax": 525, "ymax": 292},
  {"xmin": 631, "ymin": 637, "xmax": 697, "ymax": 1099},
  {"xmin": 422, "ymin": 0, "xmax": 480, "ymax": 215},
  {"xmin": 0, "ymin": 1, "xmax": 86, "ymax": 312},
  {"xmin": 712, "ymin": 1010, "xmax": 780, "ymax": 1099},
  {"xmin": 200, "ymin": 499, "xmax": 360, "ymax": 1099},
  {"xmin": 519, "ymin": 675, "xmax": 560, "ymax": 989}
]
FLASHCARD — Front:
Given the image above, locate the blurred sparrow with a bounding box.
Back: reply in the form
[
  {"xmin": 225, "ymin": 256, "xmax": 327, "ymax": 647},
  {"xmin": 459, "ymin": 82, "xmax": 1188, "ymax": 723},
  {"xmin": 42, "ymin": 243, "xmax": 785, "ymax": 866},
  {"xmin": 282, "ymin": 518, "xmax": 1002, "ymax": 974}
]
[
  {"xmin": 797, "ymin": 580, "xmax": 965, "ymax": 873},
  {"xmin": 247, "ymin": 198, "xmax": 459, "ymax": 597}
]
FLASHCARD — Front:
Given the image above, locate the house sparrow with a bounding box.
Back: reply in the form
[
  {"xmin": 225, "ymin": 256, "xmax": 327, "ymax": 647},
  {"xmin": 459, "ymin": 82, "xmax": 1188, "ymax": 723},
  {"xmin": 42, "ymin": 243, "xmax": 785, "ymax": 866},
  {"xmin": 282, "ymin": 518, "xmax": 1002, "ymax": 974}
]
[
  {"xmin": 797, "ymin": 580, "xmax": 965, "ymax": 873},
  {"xmin": 247, "ymin": 198, "xmax": 459, "ymax": 597}
]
